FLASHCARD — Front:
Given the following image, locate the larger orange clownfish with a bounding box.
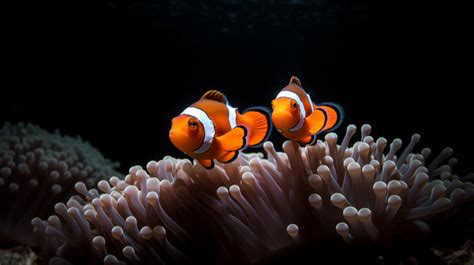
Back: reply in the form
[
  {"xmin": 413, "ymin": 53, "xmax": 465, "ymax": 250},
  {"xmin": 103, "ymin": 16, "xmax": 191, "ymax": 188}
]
[
  {"xmin": 271, "ymin": 76, "xmax": 343, "ymax": 145},
  {"xmin": 169, "ymin": 90, "xmax": 272, "ymax": 169}
]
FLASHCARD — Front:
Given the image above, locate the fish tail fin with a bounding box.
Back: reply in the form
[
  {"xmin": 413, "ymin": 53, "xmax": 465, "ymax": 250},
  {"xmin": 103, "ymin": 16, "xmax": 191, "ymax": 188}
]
[
  {"xmin": 317, "ymin": 102, "xmax": 344, "ymax": 132},
  {"xmin": 239, "ymin": 106, "xmax": 273, "ymax": 147}
]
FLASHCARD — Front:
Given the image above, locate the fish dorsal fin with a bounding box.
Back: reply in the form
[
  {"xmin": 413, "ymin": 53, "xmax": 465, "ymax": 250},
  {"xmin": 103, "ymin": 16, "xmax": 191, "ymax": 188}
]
[
  {"xmin": 289, "ymin": 76, "xmax": 302, "ymax": 87},
  {"xmin": 202, "ymin": 90, "xmax": 228, "ymax": 103}
]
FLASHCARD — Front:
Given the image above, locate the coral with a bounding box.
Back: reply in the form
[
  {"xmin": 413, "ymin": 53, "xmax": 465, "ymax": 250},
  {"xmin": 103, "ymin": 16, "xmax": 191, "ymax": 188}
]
[
  {"xmin": 32, "ymin": 124, "xmax": 474, "ymax": 265},
  {"xmin": 0, "ymin": 246, "xmax": 38, "ymax": 265},
  {"xmin": 432, "ymin": 240, "xmax": 474, "ymax": 265},
  {"xmin": 0, "ymin": 122, "xmax": 122, "ymax": 247}
]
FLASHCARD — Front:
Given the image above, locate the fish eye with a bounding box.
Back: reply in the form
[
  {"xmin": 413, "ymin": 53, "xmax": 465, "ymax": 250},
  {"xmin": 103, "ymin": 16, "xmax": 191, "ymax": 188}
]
[
  {"xmin": 188, "ymin": 119, "xmax": 199, "ymax": 130},
  {"xmin": 291, "ymin": 100, "xmax": 298, "ymax": 110}
]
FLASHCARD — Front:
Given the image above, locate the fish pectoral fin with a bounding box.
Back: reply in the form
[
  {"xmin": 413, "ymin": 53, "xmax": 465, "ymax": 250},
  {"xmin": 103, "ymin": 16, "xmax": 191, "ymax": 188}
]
[
  {"xmin": 196, "ymin": 159, "xmax": 214, "ymax": 169},
  {"xmin": 305, "ymin": 109, "xmax": 327, "ymax": 134},
  {"xmin": 216, "ymin": 126, "xmax": 247, "ymax": 151},
  {"xmin": 216, "ymin": 151, "xmax": 239, "ymax": 163}
]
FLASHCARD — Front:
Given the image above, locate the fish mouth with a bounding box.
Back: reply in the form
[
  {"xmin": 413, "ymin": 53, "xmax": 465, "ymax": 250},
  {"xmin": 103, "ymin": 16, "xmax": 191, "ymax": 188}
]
[{"xmin": 169, "ymin": 130, "xmax": 188, "ymax": 139}]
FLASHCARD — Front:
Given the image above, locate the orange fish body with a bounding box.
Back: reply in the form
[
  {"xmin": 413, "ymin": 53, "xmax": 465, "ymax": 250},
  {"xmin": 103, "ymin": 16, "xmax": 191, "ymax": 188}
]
[
  {"xmin": 271, "ymin": 76, "xmax": 343, "ymax": 144},
  {"xmin": 169, "ymin": 90, "xmax": 271, "ymax": 169}
]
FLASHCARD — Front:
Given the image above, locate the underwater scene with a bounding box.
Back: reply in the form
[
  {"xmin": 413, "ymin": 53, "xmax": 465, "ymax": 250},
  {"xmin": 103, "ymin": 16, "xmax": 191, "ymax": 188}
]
[{"xmin": 2, "ymin": 0, "xmax": 473, "ymax": 264}]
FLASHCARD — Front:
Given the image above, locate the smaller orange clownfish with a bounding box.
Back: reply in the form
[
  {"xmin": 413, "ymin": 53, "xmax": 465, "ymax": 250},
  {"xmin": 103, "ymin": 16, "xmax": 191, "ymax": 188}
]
[
  {"xmin": 169, "ymin": 90, "xmax": 272, "ymax": 169},
  {"xmin": 271, "ymin": 76, "xmax": 343, "ymax": 145}
]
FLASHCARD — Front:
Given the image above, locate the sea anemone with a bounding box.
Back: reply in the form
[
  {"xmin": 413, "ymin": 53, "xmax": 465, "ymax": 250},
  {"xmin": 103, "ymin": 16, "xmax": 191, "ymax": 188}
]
[
  {"xmin": 292, "ymin": 124, "xmax": 473, "ymax": 244},
  {"xmin": 33, "ymin": 124, "xmax": 473, "ymax": 264},
  {"xmin": 0, "ymin": 122, "xmax": 122, "ymax": 247}
]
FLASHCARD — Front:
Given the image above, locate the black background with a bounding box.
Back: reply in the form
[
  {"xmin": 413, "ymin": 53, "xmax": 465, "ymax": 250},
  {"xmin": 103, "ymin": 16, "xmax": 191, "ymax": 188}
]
[
  {"xmin": 2, "ymin": 1, "xmax": 474, "ymax": 264},
  {"xmin": 2, "ymin": 0, "xmax": 473, "ymax": 178}
]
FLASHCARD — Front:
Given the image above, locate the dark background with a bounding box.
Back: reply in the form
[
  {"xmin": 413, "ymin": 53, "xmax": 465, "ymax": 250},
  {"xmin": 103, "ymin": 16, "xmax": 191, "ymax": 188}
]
[
  {"xmin": 2, "ymin": 0, "xmax": 473, "ymax": 178},
  {"xmin": 2, "ymin": 1, "xmax": 474, "ymax": 264}
]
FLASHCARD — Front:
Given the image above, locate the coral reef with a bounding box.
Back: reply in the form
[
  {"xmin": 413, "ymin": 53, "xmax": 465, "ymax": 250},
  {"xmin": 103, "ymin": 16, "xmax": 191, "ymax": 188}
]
[
  {"xmin": 32, "ymin": 124, "xmax": 473, "ymax": 264},
  {"xmin": 0, "ymin": 122, "xmax": 122, "ymax": 247}
]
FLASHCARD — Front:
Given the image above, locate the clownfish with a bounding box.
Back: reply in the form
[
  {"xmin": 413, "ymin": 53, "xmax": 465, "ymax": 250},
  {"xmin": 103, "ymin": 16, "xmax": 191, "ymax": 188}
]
[
  {"xmin": 271, "ymin": 76, "xmax": 343, "ymax": 145},
  {"xmin": 169, "ymin": 90, "xmax": 272, "ymax": 169}
]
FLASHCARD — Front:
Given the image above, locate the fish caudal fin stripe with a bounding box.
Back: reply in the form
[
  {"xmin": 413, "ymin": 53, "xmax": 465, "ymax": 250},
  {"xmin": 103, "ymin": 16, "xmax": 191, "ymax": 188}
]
[
  {"xmin": 240, "ymin": 107, "xmax": 272, "ymax": 147},
  {"xmin": 217, "ymin": 151, "xmax": 239, "ymax": 163},
  {"xmin": 217, "ymin": 126, "xmax": 247, "ymax": 151},
  {"xmin": 305, "ymin": 108, "xmax": 327, "ymax": 134},
  {"xmin": 317, "ymin": 102, "xmax": 343, "ymax": 131},
  {"xmin": 197, "ymin": 159, "xmax": 214, "ymax": 169}
]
